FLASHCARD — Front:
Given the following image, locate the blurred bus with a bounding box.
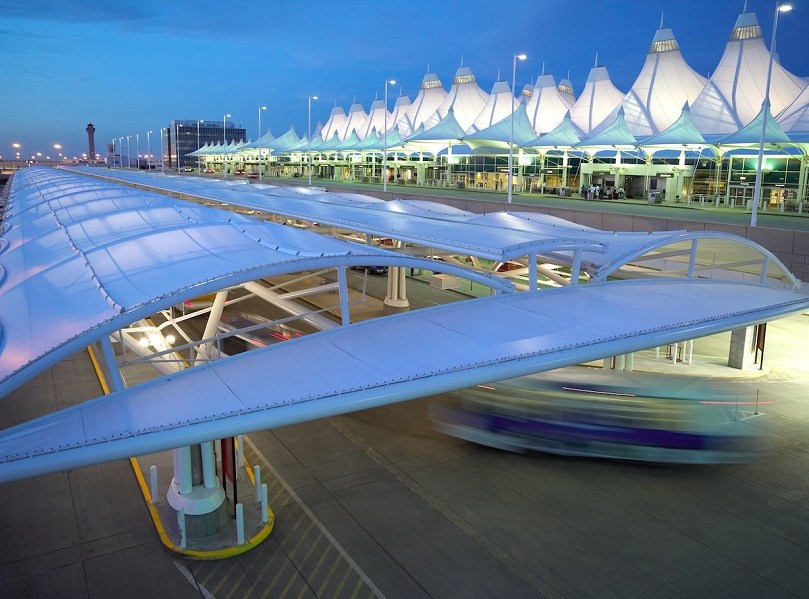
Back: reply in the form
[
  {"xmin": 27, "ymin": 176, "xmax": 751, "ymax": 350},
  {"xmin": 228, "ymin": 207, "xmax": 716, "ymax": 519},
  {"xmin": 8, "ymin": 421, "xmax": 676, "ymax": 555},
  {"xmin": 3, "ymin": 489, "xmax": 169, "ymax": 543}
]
[{"xmin": 430, "ymin": 369, "xmax": 767, "ymax": 464}]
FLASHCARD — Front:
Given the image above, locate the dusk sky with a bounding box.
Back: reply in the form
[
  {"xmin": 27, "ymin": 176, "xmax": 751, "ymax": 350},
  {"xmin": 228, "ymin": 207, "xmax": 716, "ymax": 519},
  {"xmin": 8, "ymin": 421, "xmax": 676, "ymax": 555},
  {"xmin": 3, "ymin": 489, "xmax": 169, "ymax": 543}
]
[{"xmin": 2, "ymin": 0, "xmax": 807, "ymax": 160}]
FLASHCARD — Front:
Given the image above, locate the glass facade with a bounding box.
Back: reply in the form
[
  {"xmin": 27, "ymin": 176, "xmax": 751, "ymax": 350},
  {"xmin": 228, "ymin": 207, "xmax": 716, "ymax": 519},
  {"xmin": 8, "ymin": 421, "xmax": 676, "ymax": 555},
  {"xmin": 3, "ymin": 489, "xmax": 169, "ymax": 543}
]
[{"xmin": 164, "ymin": 120, "xmax": 246, "ymax": 169}]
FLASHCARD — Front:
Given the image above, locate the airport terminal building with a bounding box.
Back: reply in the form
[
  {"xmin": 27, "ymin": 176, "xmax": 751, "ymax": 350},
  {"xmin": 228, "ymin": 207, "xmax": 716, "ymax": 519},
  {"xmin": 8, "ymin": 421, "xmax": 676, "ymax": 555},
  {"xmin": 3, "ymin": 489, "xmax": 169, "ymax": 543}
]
[{"xmin": 184, "ymin": 8, "xmax": 809, "ymax": 210}]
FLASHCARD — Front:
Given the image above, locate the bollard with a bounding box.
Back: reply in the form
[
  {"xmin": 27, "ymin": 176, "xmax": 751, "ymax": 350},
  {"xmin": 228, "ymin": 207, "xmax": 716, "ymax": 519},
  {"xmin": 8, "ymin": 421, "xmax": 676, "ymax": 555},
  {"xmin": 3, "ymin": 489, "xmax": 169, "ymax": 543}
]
[
  {"xmin": 261, "ymin": 483, "xmax": 268, "ymax": 524},
  {"xmin": 254, "ymin": 465, "xmax": 261, "ymax": 503},
  {"xmin": 236, "ymin": 503, "xmax": 245, "ymax": 545},
  {"xmin": 178, "ymin": 507, "xmax": 187, "ymax": 549},
  {"xmin": 149, "ymin": 464, "xmax": 158, "ymax": 503}
]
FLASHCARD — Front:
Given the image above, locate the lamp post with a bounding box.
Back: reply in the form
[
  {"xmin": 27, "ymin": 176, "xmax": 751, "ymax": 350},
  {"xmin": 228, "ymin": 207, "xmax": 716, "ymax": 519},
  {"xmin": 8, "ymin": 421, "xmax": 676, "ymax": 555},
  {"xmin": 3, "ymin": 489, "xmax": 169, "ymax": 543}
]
[
  {"xmin": 751, "ymin": 2, "xmax": 791, "ymax": 227},
  {"xmin": 383, "ymin": 79, "xmax": 396, "ymax": 192},
  {"xmin": 118, "ymin": 137, "xmax": 123, "ymax": 168},
  {"xmin": 307, "ymin": 96, "xmax": 317, "ymax": 185},
  {"xmin": 258, "ymin": 105, "xmax": 267, "ymax": 181},
  {"xmin": 146, "ymin": 130, "xmax": 152, "ymax": 170},
  {"xmin": 508, "ymin": 52, "xmax": 527, "ymax": 203},
  {"xmin": 126, "ymin": 135, "xmax": 131, "ymax": 168},
  {"xmin": 223, "ymin": 113, "xmax": 231, "ymax": 176},
  {"xmin": 135, "ymin": 133, "xmax": 140, "ymax": 170},
  {"xmin": 176, "ymin": 122, "xmax": 182, "ymax": 172},
  {"xmin": 197, "ymin": 120, "xmax": 203, "ymax": 175},
  {"xmin": 111, "ymin": 138, "xmax": 115, "ymax": 166},
  {"xmin": 160, "ymin": 129, "xmax": 165, "ymax": 173}
]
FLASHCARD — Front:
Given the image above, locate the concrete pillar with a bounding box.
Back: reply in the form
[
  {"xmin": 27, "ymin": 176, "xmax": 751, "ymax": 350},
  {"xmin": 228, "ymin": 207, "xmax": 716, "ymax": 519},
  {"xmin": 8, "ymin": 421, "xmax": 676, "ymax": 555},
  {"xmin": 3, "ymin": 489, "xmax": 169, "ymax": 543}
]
[
  {"xmin": 384, "ymin": 241, "xmax": 410, "ymax": 314},
  {"xmin": 167, "ymin": 441, "xmax": 227, "ymax": 538},
  {"xmin": 728, "ymin": 326, "xmax": 756, "ymax": 370},
  {"xmin": 562, "ymin": 151, "xmax": 569, "ymax": 189},
  {"xmin": 725, "ymin": 155, "xmax": 733, "ymax": 205},
  {"xmin": 539, "ymin": 153, "xmax": 546, "ymax": 192},
  {"xmin": 797, "ymin": 156, "xmax": 808, "ymax": 203}
]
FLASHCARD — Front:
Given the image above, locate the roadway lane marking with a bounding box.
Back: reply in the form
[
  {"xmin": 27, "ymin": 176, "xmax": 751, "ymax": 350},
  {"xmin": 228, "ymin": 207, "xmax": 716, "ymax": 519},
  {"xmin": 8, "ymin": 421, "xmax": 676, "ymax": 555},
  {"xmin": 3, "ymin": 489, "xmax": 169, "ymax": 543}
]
[
  {"xmin": 244, "ymin": 435, "xmax": 387, "ymax": 599},
  {"xmin": 174, "ymin": 560, "xmax": 217, "ymax": 599}
]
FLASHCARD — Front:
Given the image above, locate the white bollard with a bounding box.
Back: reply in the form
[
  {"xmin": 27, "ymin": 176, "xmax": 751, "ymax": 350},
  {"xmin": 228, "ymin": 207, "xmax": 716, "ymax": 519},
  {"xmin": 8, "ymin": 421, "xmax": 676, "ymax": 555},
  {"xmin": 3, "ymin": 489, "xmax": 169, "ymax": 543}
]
[
  {"xmin": 254, "ymin": 465, "xmax": 261, "ymax": 503},
  {"xmin": 178, "ymin": 507, "xmax": 187, "ymax": 549},
  {"xmin": 149, "ymin": 464, "xmax": 158, "ymax": 503},
  {"xmin": 261, "ymin": 483, "xmax": 268, "ymax": 524},
  {"xmin": 236, "ymin": 503, "xmax": 245, "ymax": 545}
]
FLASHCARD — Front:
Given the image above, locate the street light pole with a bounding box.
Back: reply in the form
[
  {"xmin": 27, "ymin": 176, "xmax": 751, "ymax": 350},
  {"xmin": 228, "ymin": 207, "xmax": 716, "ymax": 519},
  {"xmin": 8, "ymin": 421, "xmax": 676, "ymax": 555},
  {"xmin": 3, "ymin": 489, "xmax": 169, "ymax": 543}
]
[
  {"xmin": 508, "ymin": 52, "xmax": 527, "ymax": 203},
  {"xmin": 126, "ymin": 135, "xmax": 131, "ymax": 168},
  {"xmin": 258, "ymin": 105, "xmax": 267, "ymax": 181},
  {"xmin": 160, "ymin": 129, "xmax": 165, "ymax": 173},
  {"xmin": 197, "ymin": 120, "xmax": 203, "ymax": 175},
  {"xmin": 308, "ymin": 96, "xmax": 318, "ymax": 185},
  {"xmin": 136, "ymin": 133, "xmax": 140, "ymax": 170},
  {"xmin": 751, "ymin": 2, "xmax": 791, "ymax": 228},
  {"xmin": 118, "ymin": 137, "xmax": 123, "ymax": 168},
  {"xmin": 223, "ymin": 113, "xmax": 231, "ymax": 176},
  {"xmin": 146, "ymin": 130, "xmax": 152, "ymax": 170},
  {"xmin": 383, "ymin": 79, "xmax": 396, "ymax": 192}
]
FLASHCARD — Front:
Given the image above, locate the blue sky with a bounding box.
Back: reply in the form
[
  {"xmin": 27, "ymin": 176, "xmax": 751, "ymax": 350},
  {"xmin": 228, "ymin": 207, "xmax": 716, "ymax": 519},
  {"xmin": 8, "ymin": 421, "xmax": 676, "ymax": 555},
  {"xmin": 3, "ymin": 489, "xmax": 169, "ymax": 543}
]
[{"xmin": 1, "ymin": 0, "xmax": 807, "ymax": 160}]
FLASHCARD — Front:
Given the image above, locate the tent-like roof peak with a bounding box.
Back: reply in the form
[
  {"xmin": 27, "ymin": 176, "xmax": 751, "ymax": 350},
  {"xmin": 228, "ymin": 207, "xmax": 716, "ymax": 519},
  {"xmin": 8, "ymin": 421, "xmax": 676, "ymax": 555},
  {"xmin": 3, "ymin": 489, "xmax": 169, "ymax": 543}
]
[{"xmin": 731, "ymin": 11, "xmax": 761, "ymax": 38}]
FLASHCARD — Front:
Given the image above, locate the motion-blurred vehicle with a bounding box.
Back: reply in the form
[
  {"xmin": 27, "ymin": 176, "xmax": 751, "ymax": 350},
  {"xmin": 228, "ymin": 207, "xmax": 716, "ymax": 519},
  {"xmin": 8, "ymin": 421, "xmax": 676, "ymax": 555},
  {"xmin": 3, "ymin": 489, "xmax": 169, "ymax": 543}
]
[
  {"xmin": 218, "ymin": 312, "xmax": 303, "ymax": 354},
  {"xmin": 430, "ymin": 368, "xmax": 767, "ymax": 464}
]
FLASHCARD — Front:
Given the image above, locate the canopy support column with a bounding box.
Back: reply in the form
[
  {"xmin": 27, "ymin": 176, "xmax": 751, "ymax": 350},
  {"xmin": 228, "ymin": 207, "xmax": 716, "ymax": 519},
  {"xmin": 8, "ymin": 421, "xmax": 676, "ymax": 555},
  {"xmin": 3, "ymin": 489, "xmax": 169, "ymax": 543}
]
[
  {"xmin": 528, "ymin": 253, "xmax": 538, "ymax": 291},
  {"xmin": 336, "ymin": 266, "xmax": 352, "ymax": 326},
  {"xmin": 570, "ymin": 249, "xmax": 582, "ymax": 286},
  {"xmin": 167, "ymin": 442, "xmax": 227, "ymax": 538},
  {"xmin": 194, "ymin": 290, "xmax": 228, "ymax": 365},
  {"xmin": 384, "ymin": 241, "xmax": 410, "ymax": 314}
]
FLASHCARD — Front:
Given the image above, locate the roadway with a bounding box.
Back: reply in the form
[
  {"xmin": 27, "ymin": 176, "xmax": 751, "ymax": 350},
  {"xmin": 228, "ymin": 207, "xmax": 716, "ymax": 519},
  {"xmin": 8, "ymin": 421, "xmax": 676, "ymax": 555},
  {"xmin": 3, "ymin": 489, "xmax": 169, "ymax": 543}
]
[{"xmin": 2, "ymin": 266, "xmax": 809, "ymax": 598}]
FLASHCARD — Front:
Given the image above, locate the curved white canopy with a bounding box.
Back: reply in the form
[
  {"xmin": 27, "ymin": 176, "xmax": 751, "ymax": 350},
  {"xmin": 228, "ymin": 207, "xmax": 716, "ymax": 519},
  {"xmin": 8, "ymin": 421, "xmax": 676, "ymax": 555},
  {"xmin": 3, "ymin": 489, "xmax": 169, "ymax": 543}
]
[
  {"xmin": 0, "ymin": 167, "xmax": 511, "ymax": 398},
  {"xmin": 72, "ymin": 167, "xmax": 799, "ymax": 288},
  {"xmin": 2, "ymin": 166, "xmax": 808, "ymax": 484},
  {"xmin": 2, "ymin": 277, "xmax": 808, "ymax": 483}
]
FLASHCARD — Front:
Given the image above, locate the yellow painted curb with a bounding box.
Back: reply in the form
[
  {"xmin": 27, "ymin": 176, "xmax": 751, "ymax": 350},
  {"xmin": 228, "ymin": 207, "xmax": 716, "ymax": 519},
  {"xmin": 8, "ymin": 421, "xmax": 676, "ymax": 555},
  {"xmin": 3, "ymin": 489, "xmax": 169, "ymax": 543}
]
[{"xmin": 87, "ymin": 345, "xmax": 274, "ymax": 560}]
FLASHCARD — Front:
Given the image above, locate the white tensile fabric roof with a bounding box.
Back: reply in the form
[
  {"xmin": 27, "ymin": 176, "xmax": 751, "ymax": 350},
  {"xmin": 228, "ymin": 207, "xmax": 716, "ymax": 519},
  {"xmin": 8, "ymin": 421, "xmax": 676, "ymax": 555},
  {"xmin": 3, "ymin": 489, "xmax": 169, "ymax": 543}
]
[
  {"xmin": 422, "ymin": 66, "xmax": 490, "ymax": 134},
  {"xmin": 359, "ymin": 98, "xmax": 388, "ymax": 138},
  {"xmin": 525, "ymin": 110, "xmax": 583, "ymax": 148},
  {"xmin": 187, "ymin": 7, "xmax": 809, "ymax": 160},
  {"xmin": 778, "ymin": 84, "xmax": 809, "ymax": 135},
  {"xmin": 641, "ymin": 103, "xmax": 707, "ymax": 147},
  {"xmin": 469, "ymin": 79, "xmax": 519, "ymax": 133},
  {"xmin": 339, "ymin": 102, "xmax": 369, "ymax": 141},
  {"xmin": 525, "ymin": 73, "xmax": 576, "ymax": 135},
  {"xmin": 389, "ymin": 94, "xmax": 412, "ymax": 134},
  {"xmin": 569, "ymin": 65, "xmax": 625, "ymax": 135},
  {"xmin": 319, "ymin": 105, "xmax": 348, "ymax": 141},
  {"xmin": 400, "ymin": 73, "xmax": 447, "ymax": 135},
  {"xmin": 464, "ymin": 104, "xmax": 538, "ymax": 151},
  {"xmin": 616, "ymin": 27, "xmax": 707, "ymax": 137},
  {"xmin": 690, "ymin": 11, "xmax": 807, "ymax": 135}
]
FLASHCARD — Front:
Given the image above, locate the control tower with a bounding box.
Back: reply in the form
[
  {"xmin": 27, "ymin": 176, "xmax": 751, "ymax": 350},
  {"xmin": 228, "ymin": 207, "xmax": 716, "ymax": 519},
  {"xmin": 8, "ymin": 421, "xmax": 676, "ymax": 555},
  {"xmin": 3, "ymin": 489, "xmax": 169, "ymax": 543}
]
[{"xmin": 86, "ymin": 123, "xmax": 96, "ymax": 161}]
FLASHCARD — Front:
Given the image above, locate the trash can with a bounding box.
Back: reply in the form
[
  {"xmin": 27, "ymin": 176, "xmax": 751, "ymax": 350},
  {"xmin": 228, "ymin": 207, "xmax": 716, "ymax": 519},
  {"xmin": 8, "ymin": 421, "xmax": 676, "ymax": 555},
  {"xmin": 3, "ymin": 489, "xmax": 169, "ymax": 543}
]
[{"xmin": 647, "ymin": 192, "xmax": 657, "ymax": 205}]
